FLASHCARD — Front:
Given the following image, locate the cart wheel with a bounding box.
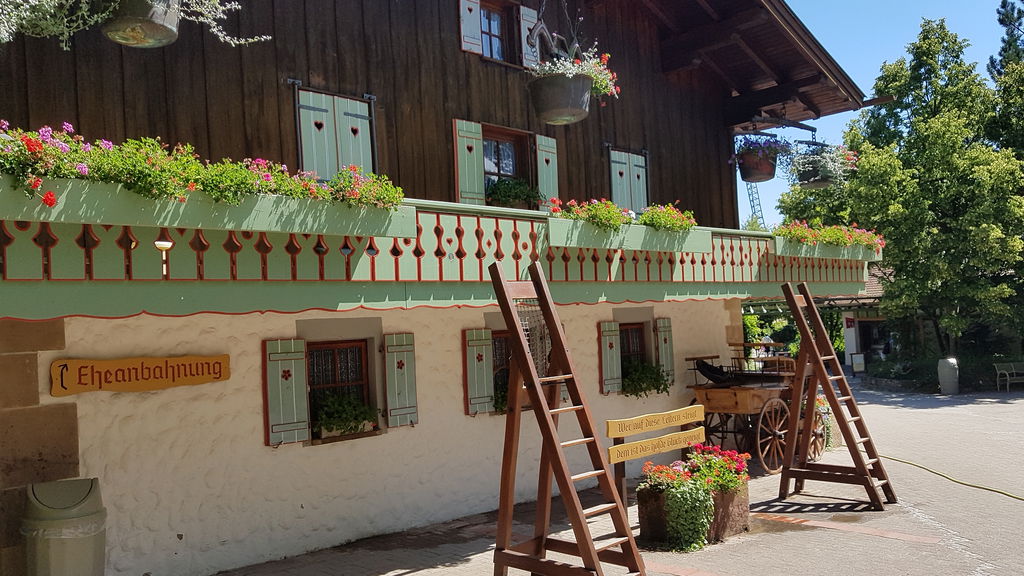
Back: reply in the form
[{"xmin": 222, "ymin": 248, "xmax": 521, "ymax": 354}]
[
  {"xmin": 733, "ymin": 414, "xmax": 756, "ymax": 454},
  {"xmin": 757, "ymin": 398, "xmax": 790, "ymax": 474},
  {"xmin": 807, "ymin": 409, "xmax": 827, "ymax": 462}
]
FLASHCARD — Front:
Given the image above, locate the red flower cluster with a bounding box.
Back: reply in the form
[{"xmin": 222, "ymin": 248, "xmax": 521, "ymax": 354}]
[
  {"xmin": 40, "ymin": 191, "xmax": 57, "ymax": 207},
  {"xmin": 21, "ymin": 135, "xmax": 43, "ymax": 154}
]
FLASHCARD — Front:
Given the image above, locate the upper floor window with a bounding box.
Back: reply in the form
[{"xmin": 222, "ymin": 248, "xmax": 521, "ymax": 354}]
[
  {"xmin": 454, "ymin": 119, "xmax": 557, "ymax": 206},
  {"xmin": 480, "ymin": 3, "xmax": 510, "ymax": 61},
  {"xmin": 297, "ymin": 88, "xmax": 375, "ymax": 181},
  {"xmin": 483, "ymin": 131, "xmax": 523, "ymax": 188}
]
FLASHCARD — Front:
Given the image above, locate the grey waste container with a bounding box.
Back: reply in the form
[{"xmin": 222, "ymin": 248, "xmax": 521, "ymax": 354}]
[
  {"xmin": 938, "ymin": 357, "xmax": 959, "ymax": 395},
  {"xmin": 21, "ymin": 478, "xmax": 106, "ymax": 576}
]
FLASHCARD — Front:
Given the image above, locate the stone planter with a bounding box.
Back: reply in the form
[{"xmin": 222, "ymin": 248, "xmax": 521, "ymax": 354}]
[
  {"xmin": 528, "ymin": 75, "xmax": 593, "ymax": 126},
  {"xmin": 637, "ymin": 484, "xmax": 750, "ymax": 544},
  {"xmin": 707, "ymin": 483, "xmax": 750, "ymax": 542},
  {"xmin": 736, "ymin": 150, "xmax": 778, "ymax": 183},
  {"xmin": 547, "ymin": 218, "xmax": 713, "ymax": 253},
  {"xmin": 773, "ymin": 236, "xmax": 882, "ymax": 262},
  {"xmin": 103, "ymin": 0, "xmax": 182, "ymax": 48},
  {"xmin": 0, "ymin": 174, "xmax": 418, "ymax": 239}
]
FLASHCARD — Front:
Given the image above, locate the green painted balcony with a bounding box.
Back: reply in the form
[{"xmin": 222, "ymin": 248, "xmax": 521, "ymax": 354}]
[{"xmin": 0, "ymin": 175, "xmax": 878, "ymax": 319}]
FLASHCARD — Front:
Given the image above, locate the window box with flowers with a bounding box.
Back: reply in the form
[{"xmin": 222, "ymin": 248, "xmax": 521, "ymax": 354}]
[
  {"xmin": 789, "ymin": 144, "xmax": 858, "ymax": 189},
  {"xmin": 732, "ymin": 135, "xmax": 792, "ymax": 183},
  {"xmin": 637, "ymin": 444, "xmax": 751, "ymax": 550},
  {"xmin": 773, "ymin": 220, "xmax": 884, "ymax": 262},
  {"xmin": 546, "ymin": 198, "xmax": 712, "ymax": 253},
  {"xmin": 0, "ymin": 123, "xmax": 416, "ymax": 239}
]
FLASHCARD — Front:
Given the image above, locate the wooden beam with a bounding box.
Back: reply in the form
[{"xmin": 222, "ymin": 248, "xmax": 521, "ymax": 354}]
[
  {"xmin": 640, "ymin": 0, "xmax": 680, "ymax": 34},
  {"xmin": 723, "ymin": 74, "xmax": 823, "ymax": 126},
  {"xmin": 693, "ymin": 0, "xmax": 720, "ymax": 21},
  {"xmin": 661, "ymin": 8, "xmax": 768, "ymax": 72},
  {"xmin": 698, "ymin": 51, "xmax": 740, "ymax": 94},
  {"xmin": 735, "ymin": 36, "xmax": 781, "ymax": 84}
]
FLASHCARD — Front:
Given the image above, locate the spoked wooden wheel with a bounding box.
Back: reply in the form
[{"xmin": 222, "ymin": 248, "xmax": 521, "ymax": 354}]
[
  {"xmin": 703, "ymin": 412, "xmax": 733, "ymax": 447},
  {"xmin": 756, "ymin": 398, "xmax": 790, "ymax": 474},
  {"xmin": 807, "ymin": 409, "xmax": 827, "ymax": 462}
]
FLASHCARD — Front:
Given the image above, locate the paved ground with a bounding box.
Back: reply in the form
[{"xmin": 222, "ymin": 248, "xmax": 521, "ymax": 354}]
[{"xmin": 218, "ymin": 383, "xmax": 1024, "ymax": 576}]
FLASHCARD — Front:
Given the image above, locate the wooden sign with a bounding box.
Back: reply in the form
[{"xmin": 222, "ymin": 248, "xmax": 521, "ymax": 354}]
[
  {"xmin": 607, "ymin": 428, "xmax": 706, "ymax": 464},
  {"xmin": 606, "ymin": 405, "xmax": 704, "ymax": 439},
  {"xmin": 50, "ymin": 355, "xmax": 230, "ymax": 397}
]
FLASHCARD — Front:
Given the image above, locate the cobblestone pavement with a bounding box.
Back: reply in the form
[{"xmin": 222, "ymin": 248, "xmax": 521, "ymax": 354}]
[{"xmin": 218, "ymin": 385, "xmax": 1024, "ymax": 576}]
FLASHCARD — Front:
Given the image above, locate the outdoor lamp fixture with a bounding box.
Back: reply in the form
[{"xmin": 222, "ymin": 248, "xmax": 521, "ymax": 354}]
[{"xmin": 153, "ymin": 229, "xmax": 174, "ymax": 252}]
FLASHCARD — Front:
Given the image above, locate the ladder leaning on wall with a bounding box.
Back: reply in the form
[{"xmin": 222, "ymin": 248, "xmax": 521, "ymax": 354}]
[{"xmin": 489, "ymin": 260, "xmax": 645, "ymax": 576}]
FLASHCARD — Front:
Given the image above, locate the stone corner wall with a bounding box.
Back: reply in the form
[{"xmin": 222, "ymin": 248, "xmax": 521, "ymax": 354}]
[{"xmin": 0, "ymin": 319, "xmax": 79, "ymax": 576}]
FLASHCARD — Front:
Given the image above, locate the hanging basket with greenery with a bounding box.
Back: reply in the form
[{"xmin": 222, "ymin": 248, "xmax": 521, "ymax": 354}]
[
  {"xmin": 789, "ymin": 144, "xmax": 858, "ymax": 189},
  {"xmin": 732, "ymin": 135, "xmax": 792, "ymax": 183}
]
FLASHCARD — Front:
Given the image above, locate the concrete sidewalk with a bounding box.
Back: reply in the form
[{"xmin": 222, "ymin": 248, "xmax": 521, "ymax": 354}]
[{"xmin": 218, "ymin": 387, "xmax": 1024, "ymax": 576}]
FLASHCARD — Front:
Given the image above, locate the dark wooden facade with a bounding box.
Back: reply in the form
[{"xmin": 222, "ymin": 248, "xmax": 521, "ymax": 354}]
[{"xmin": 0, "ymin": 0, "xmax": 857, "ymax": 230}]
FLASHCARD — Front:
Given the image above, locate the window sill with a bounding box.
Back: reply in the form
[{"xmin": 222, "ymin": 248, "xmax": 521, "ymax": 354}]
[
  {"xmin": 309, "ymin": 428, "xmax": 384, "ymax": 445},
  {"xmin": 479, "ymin": 56, "xmax": 527, "ymax": 72}
]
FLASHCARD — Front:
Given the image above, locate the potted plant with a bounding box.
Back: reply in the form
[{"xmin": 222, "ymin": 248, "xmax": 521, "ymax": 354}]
[
  {"xmin": 789, "ymin": 144, "xmax": 857, "ymax": 189},
  {"xmin": 528, "ymin": 46, "xmax": 619, "ymax": 125},
  {"xmin": 732, "ymin": 135, "xmax": 792, "ymax": 183},
  {"xmin": 637, "ymin": 443, "xmax": 751, "ymax": 549},
  {"xmin": 485, "ymin": 177, "xmax": 543, "ymax": 209},
  {"xmin": 621, "ymin": 360, "xmax": 672, "ymax": 398},
  {"xmin": 0, "ymin": 0, "xmax": 269, "ymax": 49},
  {"xmin": 315, "ymin": 392, "xmax": 378, "ymax": 438},
  {"xmin": 773, "ymin": 219, "xmax": 885, "ymax": 261}
]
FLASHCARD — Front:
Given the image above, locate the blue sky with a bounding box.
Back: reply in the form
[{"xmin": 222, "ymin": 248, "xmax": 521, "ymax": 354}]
[{"xmin": 738, "ymin": 0, "xmax": 1007, "ymax": 227}]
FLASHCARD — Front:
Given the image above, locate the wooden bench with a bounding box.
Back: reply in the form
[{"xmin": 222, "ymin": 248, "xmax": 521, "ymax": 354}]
[{"xmin": 994, "ymin": 362, "xmax": 1024, "ymax": 392}]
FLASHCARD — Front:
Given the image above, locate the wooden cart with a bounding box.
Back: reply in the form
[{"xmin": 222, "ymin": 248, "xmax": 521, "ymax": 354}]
[{"xmin": 693, "ymin": 379, "xmax": 827, "ymax": 474}]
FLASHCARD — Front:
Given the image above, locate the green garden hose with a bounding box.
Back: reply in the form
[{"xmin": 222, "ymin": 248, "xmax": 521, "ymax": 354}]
[{"xmin": 872, "ymin": 451, "xmax": 1024, "ymax": 502}]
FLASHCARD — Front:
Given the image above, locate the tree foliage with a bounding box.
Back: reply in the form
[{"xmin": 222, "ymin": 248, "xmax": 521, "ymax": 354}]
[
  {"xmin": 988, "ymin": 0, "xmax": 1024, "ymax": 79},
  {"xmin": 780, "ymin": 19, "xmax": 1024, "ymax": 356}
]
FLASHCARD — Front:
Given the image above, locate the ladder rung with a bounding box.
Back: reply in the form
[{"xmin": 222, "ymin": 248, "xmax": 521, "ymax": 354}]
[
  {"xmin": 846, "ymin": 416, "xmax": 862, "ymax": 423},
  {"xmin": 593, "ymin": 536, "xmax": 629, "ymax": 553},
  {"xmin": 864, "ymin": 458, "xmax": 879, "ymax": 466},
  {"xmin": 837, "ymin": 395, "xmax": 853, "ymax": 402},
  {"xmin": 821, "ymin": 355, "xmax": 836, "ymax": 361},
  {"xmin": 571, "ymin": 470, "xmax": 605, "ymax": 482},
  {"xmin": 827, "ymin": 375, "xmax": 844, "ymax": 381},
  {"xmin": 551, "ymin": 405, "xmax": 584, "ymax": 415},
  {"xmin": 561, "ymin": 437, "xmax": 595, "ymax": 448},
  {"xmin": 539, "ymin": 374, "xmax": 573, "ymax": 383},
  {"xmin": 855, "ymin": 437, "xmax": 870, "ymax": 445},
  {"xmin": 871, "ymin": 479, "xmax": 889, "ymax": 488},
  {"xmin": 581, "ymin": 503, "xmax": 618, "ymax": 517}
]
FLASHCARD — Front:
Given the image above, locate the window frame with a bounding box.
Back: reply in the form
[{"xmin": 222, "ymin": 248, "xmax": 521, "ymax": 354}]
[
  {"xmin": 481, "ymin": 124, "xmax": 532, "ymax": 200},
  {"xmin": 306, "ymin": 339, "xmax": 375, "ymax": 440},
  {"xmin": 618, "ymin": 322, "xmax": 647, "ymax": 378}
]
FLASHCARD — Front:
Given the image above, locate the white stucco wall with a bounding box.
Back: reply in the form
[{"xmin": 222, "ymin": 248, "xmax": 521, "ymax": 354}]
[{"xmin": 36, "ymin": 299, "xmax": 736, "ymax": 576}]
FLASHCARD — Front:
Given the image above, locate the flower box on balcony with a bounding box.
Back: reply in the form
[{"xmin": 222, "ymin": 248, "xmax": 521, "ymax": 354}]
[
  {"xmin": 772, "ymin": 237, "xmax": 881, "ymax": 262},
  {"xmin": 547, "ymin": 218, "xmax": 713, "ymax": 253},
  {"xmin": 0, "ymin": 175, "xmax": 418, "ymax": 238}
]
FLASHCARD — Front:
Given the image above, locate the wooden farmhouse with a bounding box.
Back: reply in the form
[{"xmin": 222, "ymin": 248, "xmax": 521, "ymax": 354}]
[{"xmin": 0, "ymin": 1, "xmax": 867, "ymax": 574}]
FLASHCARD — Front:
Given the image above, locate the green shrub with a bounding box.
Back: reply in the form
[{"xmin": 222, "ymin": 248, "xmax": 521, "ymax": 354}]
[{"xmin": 621, "ymin": 361, "xmax": 672, "ymax": 398}]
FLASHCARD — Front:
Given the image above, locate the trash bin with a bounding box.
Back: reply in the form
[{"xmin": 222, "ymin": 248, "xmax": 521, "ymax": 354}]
[
  {"xmin": 21, "ymin": 478, "xmax": 106, "ymax": 576},
  {"xmin": 938, "ymin": 357, "xmax": 959, "ymax": 395}
]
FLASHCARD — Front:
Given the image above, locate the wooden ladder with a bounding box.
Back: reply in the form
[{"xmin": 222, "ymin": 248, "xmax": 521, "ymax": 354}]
[
  {"xmin": 490, "ymin": 261, "xmax": 645, "ymax": 576},
  {"xmin": 779, "ymin": 282, "xmax": 897, "ymax": 511}
]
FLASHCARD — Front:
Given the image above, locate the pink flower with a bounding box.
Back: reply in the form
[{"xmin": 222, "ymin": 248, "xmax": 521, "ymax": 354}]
[
  {"xmin": 261, "ymin": 172, "xmax": 272, "ymax": 182},
  {"xmin": 38, "ymin": 126, "xmax": 52, "ymax": 142},
  {"xmin": 99, "ymin": 139, "xmax": 113, "ymax": 151},
  {"xmin": 82, "ymin": 142, "xmax": 92, "ymax": 152},
  {"xmin": 75, "ymin": 163, "xmax": 89, "ymax": 176},
  {"xmin": 61, "ymin": 122, "xmax": 74, "ymax": 134},
  {"xmin": 0, "ymin": 119, "xmax": 8, "ymax": 131},
  {"xmin": 55, "ymin": 141, "xmax": 70, "ymax": 153}
]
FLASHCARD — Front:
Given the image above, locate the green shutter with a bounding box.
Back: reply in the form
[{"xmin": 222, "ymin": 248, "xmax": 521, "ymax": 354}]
[
  {"xmin": 536, "ymin": 135, "xmax": 558, "ymax": 202},
  {"xmin": 464, "ymin": 329, "xmax": 495, "ymax": 415},
  {"xmin": 519, "ymin": 6, "xmax": 540, "ymax": 68},
  {"xmin": 460, "ymin": 0, "xmax": 483, "ymax": 54},
  {"xmin": 334, "ymin": 96, "xmax": 374, "ymax": 171},
  {"xmin": 298, "ymin": 89, "xmax": 340, "ymax": 181},
  {"xmin": 262, "ymin": 339, "xmax": 310, "ymax": 445},
  {"xmin": 599, "ymin": 321, "xmax": 622, "ymax": 395},
  {"xmin": 385, "ymin": 333, "xmax": 418, "ymax": 427},
  {"xmin": 629, "ymin": 153, "xmax": 649, "ymax": 211},
  {"xmin": 609, "ymin": 150, "xmax": 631, "ymax": 210},
  {"xmin": 655, "ymin": 318, "xmax": 674, "ymax": 384},
  {"xmin": 455, "ymin": 119, "xmax": 485, "ymax": 205}
]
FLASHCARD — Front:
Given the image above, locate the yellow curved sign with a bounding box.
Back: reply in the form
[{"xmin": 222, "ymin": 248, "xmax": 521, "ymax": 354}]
[{"xmin": 50, "ymin": 355, "xmax": 230, "ymax": 397}]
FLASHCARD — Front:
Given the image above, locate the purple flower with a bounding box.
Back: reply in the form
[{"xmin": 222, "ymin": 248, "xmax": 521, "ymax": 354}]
[
  {"xmin": 55, "ymin": 141, "xmax": 70, "ymax": 153},
  {"xmin": 0, "ymin": 119, "xmax": 8, "ymax": 131},
  {"xmin": 75, "ymin": 163, "xmax": 89, "ymax": 176},
  {"xmin": 61, "ymin": 122, "xmax": 74, "ymax": 134},
  {"xmin": 82, "ymin": 142, "xmax": 92, "ymax": 152},
  {"xmin": 38, "ymin": 126, "xmax": 53, "ymax": 142},
  {"xmin": 99, "ymin": 139, "xmax": 113, "ymax": 151}
]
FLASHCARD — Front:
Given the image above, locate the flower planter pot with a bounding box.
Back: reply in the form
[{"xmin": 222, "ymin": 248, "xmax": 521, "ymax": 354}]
[
  {"xmin": 707, "ymin": 483, "xmax": 750, "ymax": 542},
  {"xmin": 736, "ymin": 150, "xmax": 778, "ymax": 183},
  {"xmin": 103, "ymin": 0, "xmax": 181, "ymax": 48},
  {"xmin": 0, "ymin": 174, "xmax": 418, "ymax": 238},
  {"xmin": 547, "ymin": 218, "xmax": 713, "ymax": 253},
  {"xmin": 773, "ymin": 237, "xmax": 882, "ymax": 262},
  {"xmin": 797, "ymin": 166, "xmax": 834, "ymax": 189},
  {"xmin": 528, "ymin": 75, "xmax": 593, "ymax": 126},
  {"xmin": 637, "ymin": 484, "xmax": 749, "ymax": 543}
]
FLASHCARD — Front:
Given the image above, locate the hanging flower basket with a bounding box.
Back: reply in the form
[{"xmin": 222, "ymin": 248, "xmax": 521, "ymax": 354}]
[
  {"xmin": 736, "ymin": 150, "xmax": 778, "ymax": 183},
  {"xmin": 102, "ymin": 0, "xmax": 182, "ymax": 48},
  {"xmin": 528, "ymin": 75, "xmax": 593, "ymax": 126},
  {"xmin": 796, "ymin": 165, "xmax": 834, "ymax": 189}
]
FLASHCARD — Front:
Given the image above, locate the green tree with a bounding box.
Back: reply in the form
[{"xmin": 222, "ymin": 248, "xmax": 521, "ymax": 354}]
[
  {"xmin": 988, "ymin": 0, "xmax": 1024, "ymax": 79},
  {"xmin": 845, "ymin": 19, "xmax": 1024, "ymax": 356},
  {"xmin": 741, "ymin": 213, "xmax": 768, "ymax": 232}
]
